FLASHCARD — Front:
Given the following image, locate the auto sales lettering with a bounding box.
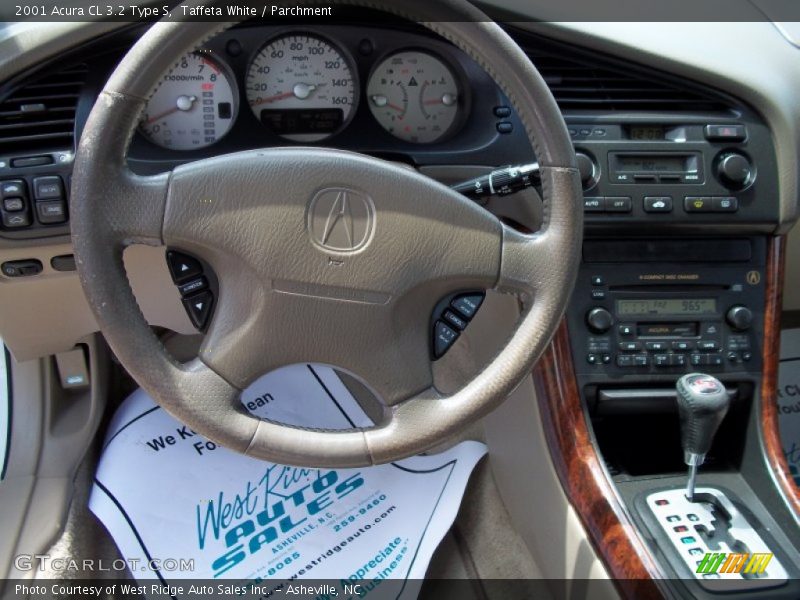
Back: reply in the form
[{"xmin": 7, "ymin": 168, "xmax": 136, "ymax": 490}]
[{"xmin": 196, "ymin": 464, "xmax": 364, "ymax": 577}]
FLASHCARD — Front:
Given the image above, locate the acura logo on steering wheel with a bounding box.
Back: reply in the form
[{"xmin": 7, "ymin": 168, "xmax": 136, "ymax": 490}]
[{"xmin": 308, "ymin": 188, "xmax": 375, "ymax": 253}]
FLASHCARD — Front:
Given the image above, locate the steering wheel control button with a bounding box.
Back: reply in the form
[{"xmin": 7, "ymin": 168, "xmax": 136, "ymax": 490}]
[
  {"xmin": 433, "ymin": 321, "xmax": 459, "ymax": 359},
  {"xmin": 32, "ymin": 175, "xmax": 64, "ymax": 200},
  {"xmin": 442, "ymin": 310, "xmax": 468, "ymax": 331},
  {"xmin": 2, "ymin": 259, "xmax": 42, "ymax": 277},
  {"xmin": 167, "ymin": 251, "xmax": 203, "ymax": 283},
  {"xmin": 644, "ymin": 196, "xmax": 673, "ymax": 213},
  {"xmin": 36, "ymin": 200, "xmax": 67, "ymax": 224},
  {"xmin": 450, "ymin": 293, "xmax": 485, "ymax": 319},
  {"xmin": 178, "ymin": 277, "xmax": 207, "ymax": 296},
  {"xmin": 183, "ymin": 292, "xmax": 213, "ymax": 330}
]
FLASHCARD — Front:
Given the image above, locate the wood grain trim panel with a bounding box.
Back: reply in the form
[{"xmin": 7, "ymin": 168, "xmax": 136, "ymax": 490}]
[
  {"xmin": 533, "ymin": 323, "xmax": 666, "ymax": 598},
  {"xmin": 532, "ymin": 235, "xmax": 797, "ymax": 598},
  {"xmin": 761, "ymin": 236, "xmax": 800, "ymax": 514}
]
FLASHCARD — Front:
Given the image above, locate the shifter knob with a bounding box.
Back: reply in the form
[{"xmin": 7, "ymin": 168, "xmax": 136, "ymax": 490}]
[{"xmin": 676, "ymin": 373, "xmax": 730, "ymax": 501}]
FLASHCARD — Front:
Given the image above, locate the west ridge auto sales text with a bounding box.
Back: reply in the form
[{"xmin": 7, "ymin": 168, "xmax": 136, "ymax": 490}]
[{"xmin": 15, "ymin": 584, "xmax": 344, "ymax": 597}]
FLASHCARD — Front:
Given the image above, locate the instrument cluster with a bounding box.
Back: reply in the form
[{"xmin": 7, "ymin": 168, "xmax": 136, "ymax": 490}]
[{"xmin": 139, "ymin": 30, "xmax": 467, "ymax": 151}]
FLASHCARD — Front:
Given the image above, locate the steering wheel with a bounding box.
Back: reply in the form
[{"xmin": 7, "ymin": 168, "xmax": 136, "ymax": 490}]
[{"xmin": 71, "ymin": 0, "xmax": 582, "ymax": 467}]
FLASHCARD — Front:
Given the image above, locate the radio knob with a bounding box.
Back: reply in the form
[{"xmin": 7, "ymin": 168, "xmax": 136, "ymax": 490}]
[
  {"xmin": 586, "ymin": 307, "xmax": 614, "ymax": 334},
  {"xmin": 716, "ymin": 153, "xmax": 752, "ymax": 188},
  {"xmin": 726, "ymin": 305, "xmax": 753, "ymax": 331}
]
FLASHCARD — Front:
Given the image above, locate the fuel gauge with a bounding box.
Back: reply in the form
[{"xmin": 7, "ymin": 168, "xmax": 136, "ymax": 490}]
[{"xmin": 367, "ymin": 51, "xmax": 461, "ymax": 144}]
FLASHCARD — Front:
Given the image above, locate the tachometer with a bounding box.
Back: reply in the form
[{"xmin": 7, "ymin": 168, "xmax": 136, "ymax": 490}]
[
  {"xmin": 367, "ymin": 51, "xmax": 461, "ymax": 144},
  {"xmin": 140, "ymin": 52, "xmax": 237, "ymax": 150},
  {"xmin": 246, "ymin": 34, "xmax": 357, "ymax": 141}
]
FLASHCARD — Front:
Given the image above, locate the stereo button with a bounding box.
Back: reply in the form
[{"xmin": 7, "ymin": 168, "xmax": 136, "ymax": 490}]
[
  {"xmin": 653, "ymin": 354, "xmax": 670, "ymax": 367},
  {"xmin": 645, "ymin": 342, "xmax": 668, "ymax": 351},
  {"xmin": 672, "ymin": 341, "xmax": 694, "ymax": 351},
  {"xmin": 619, "ymin": 324, "xmax": 635, "ymax": 336},
  {"xmin": 619, "ymin": 342, "xmax": 641, "ymax": 352},
  {"xmin": 669, "ymin": 354, "xmax": 687, "ymax": 367},
  {"xmin": 697, "ymin": 341, "xmax": 719, "ymax": 351},
  {"xmin": 633, "ymin": 354, "xmax": 649, "ymax": 367},
  {"xmin": 616, "ymin": 355, "xmax": 633, "ymax": 367}
]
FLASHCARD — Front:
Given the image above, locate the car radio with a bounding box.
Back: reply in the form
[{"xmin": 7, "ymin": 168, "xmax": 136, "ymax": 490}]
[
  {"xmin": 567, "ymin": 238, "xmax": 766, "ymax": 379},
  {"xmin": 566, "ymin": 118, "xmax": 779, "ymax": 227}
]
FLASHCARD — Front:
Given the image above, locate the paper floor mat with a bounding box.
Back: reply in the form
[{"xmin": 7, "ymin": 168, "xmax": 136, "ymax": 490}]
[
  {"xmin": 779, "ymin": 329, "xmax": 800, "ymax": 487},
  {"xmin": 89, "ymin": 364, "xmax": 486, "ymax": 598}
]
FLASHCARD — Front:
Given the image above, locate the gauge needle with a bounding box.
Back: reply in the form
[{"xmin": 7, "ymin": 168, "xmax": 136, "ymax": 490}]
[
  {"xmin": 145, "ymin": 95, "xmax": 197, "ymax": 124},
  {"xmin": 424, "ymin": 93, "xmax": 457, "ymax": 106},
  {"xmin": 371, "ymin": 95, "xmax": 405, "ymax": 114},
  {"xmin": 251, "ymin": 91, "xmax": 295, "ymax": 107}
]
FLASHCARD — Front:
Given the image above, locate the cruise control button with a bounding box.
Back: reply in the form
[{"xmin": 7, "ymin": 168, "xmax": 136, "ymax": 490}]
[
  {"xmin": 433, "ymin": 321, "xmax": 459, "ymax": 358},
  {"xmin": 182, "ymin": 291, "xmax": 213, "ymax": 330},
  {"xmin": 644, "ymin": 196, "xmax": 673, "ymax": 213},
  {"xmin": 3, "ymin": 198, "xmax": 24, "ymax": 212},
  {"xmin": 442, "ymin": 309, "xmax": 468, "ymax": 331},
  {"xmin": 33, "ymin": 176, "xmax": 64, "ymax": 200},
  {"xmin": 1, "ymin": 180, "xmax": 26, "ymax": 198},
  {"xmin": 36, "ymin": 200, "xmax": 67, "ymax": 224},
  {"xmin": 450, "ymin": 293, "xmax": 484, "ymax": 319},
  {"xmin": 178, "ymin": 277, "xmax": 208, "ymax": 296},
  {"xmin": 167, "ymin": 251, "xmax": 203, "ymax": 283}
]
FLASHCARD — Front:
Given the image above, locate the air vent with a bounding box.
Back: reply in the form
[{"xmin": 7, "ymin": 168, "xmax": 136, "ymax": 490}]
[
  {"xmin": 521, "ymin": 44, "xmax": 727, "ymax": 112},
  {"xmin": 0, "ymin": 63, "xmax": 88, "ymax": 154}
]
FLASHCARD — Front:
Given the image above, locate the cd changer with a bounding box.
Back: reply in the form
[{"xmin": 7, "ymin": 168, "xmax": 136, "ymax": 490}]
[{"xmin": 608, "ymin": 284, "xmax": 728, "ymax": 292}]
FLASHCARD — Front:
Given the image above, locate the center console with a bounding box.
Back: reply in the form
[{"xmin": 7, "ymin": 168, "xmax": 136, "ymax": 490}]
[{"xmin": 560, "ymin": 111, "xmax": 800, "ymax": 598}]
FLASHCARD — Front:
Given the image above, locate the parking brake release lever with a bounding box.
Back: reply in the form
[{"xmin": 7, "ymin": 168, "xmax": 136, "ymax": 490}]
[
  {"xmin": 675, "ymin": 373, "xmax": 730, "ymax": 502},
  {"xmin": 450, "ymin": 162, "xmax": 539, "ymax": 200}
]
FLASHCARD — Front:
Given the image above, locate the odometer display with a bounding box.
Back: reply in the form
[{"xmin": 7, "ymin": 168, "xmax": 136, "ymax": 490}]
[{"xmin": 246, "ymin": 34, "xmax": 356, "ymax": 141}]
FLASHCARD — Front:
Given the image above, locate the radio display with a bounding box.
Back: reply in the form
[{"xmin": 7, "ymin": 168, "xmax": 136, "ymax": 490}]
[{"xmin": 617, "ymin": 298, "xmax": 717, "ymax": 316}]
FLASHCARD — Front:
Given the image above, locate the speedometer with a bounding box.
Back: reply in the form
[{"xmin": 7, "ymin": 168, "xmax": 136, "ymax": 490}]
[
  {"xmin": 246, "ymin": 34, "xmax": 357, "ymax": 142},
  {"xmin": 367, "ymin": 51, "xmax": 461, "ymax": 144},
  {"xmin": 140, "ymin": 52, "xmax": 237, "ymax": 150}
]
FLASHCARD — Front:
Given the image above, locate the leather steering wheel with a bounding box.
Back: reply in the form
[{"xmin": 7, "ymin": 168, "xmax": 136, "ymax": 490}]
[{"xmin": 71, "ymin": 0, "xmax": 583, "ymax": 467}]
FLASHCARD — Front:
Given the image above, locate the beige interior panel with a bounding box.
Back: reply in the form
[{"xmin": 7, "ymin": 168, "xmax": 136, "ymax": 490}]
[
  {"xmin": 0, "ymin": 243, "xmax": 193, "ymax": 362},
  {"xmin": 784, "ymin": 223, "xmax": 800, "ymax": 311}
]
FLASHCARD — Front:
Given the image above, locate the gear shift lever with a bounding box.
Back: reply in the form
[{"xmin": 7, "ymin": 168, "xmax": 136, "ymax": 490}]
[{"xmin": 675, "ymin": 373, "xmax": 730, "ymax": 501}]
